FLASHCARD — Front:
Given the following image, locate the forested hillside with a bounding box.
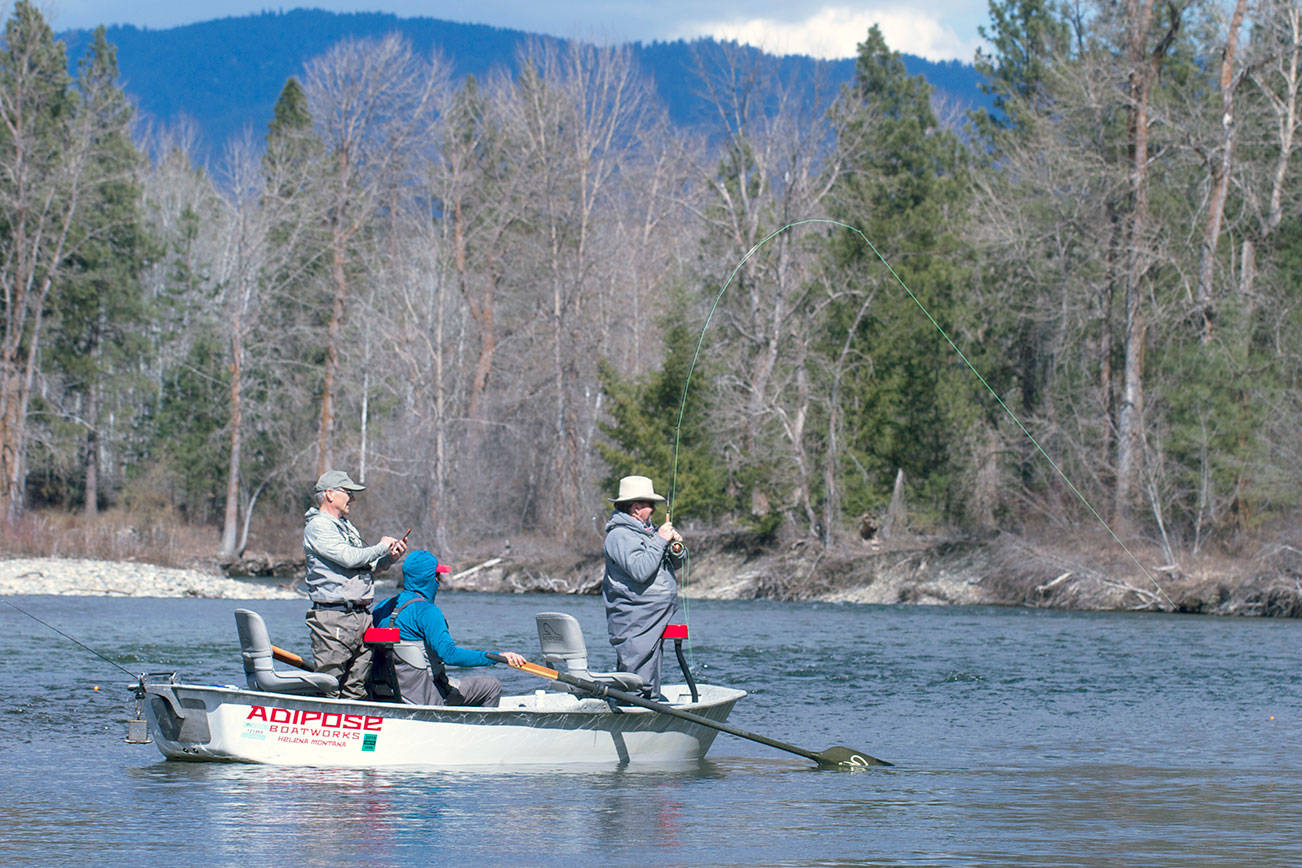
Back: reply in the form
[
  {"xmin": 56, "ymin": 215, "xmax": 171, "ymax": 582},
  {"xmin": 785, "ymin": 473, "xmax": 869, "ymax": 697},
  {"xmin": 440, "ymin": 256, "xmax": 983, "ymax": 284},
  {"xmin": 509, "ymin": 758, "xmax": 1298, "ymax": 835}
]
[
  {"xmin": 57, "ymin": 9, "xmax": 986, "ymax": 162},
  {"xmin": 1, "ymin": 0, "xmax": 1298, "ymax": 583}
]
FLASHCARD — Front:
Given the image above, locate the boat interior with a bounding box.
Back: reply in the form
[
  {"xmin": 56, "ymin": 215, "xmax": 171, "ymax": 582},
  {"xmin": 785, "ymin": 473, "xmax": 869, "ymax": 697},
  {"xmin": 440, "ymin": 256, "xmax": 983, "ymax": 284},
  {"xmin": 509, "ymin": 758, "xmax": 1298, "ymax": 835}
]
[
  {"xmin": 235, "ymin": 608, "xmax": 338, "ymax": 695},
  {"xmin": 233, "ymin": 608, "xmax": 651, "ymax": 704},
  {"xmin": 535, "ymin": 612, "xmax": 645, "ymax": 693}
]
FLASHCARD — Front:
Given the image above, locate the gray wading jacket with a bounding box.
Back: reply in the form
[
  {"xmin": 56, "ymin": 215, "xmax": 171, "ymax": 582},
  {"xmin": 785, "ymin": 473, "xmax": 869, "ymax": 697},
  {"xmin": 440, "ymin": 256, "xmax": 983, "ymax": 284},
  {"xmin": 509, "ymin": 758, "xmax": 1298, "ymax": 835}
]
[
  {"xmin": 302, "ymin": 507, "xmax": 395, "ymax": 604},
  {"xmin": 601, "ymin": 510, "xmax": 683, "ymax": 653}
]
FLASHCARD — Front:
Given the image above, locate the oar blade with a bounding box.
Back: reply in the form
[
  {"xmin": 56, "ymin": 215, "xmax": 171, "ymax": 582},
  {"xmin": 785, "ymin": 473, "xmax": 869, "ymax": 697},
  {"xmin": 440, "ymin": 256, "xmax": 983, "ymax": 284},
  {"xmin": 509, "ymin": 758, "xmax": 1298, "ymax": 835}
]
[{"xmin": 816, "ymin": 746, "xmax": 892, "ymax": 769}]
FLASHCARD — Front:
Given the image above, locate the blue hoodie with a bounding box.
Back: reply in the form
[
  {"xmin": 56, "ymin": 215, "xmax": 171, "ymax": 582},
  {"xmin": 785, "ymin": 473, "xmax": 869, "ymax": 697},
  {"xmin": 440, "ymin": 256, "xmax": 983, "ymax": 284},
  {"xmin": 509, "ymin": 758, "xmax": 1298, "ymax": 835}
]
[{"xmin": 373, "ymin": 550, "xmax": 493, "ymax": 668}]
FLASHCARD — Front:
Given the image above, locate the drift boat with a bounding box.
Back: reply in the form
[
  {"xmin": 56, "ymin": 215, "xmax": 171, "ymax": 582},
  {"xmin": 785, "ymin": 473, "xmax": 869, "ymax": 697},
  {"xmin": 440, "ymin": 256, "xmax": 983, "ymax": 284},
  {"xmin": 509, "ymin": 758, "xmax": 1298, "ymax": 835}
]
[
  {"xmin": 131, "ymin": 609, "xmax": 746, "ymax": 767},
  {"xmin": 138, "ymin": 678, "xmax": 745, "ymax": 767}
]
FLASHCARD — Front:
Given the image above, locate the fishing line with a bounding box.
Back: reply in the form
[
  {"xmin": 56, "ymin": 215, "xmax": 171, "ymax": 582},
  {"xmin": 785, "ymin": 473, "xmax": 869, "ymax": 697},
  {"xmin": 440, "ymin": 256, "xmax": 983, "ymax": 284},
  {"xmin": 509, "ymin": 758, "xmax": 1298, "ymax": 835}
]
[
  {"xmin": 3, "ymin": 599, "xmax": 140, "ymax": 678},
  {"xmin": 666, "ymin": 217, "xmax": 1174, "ymax": 611}
]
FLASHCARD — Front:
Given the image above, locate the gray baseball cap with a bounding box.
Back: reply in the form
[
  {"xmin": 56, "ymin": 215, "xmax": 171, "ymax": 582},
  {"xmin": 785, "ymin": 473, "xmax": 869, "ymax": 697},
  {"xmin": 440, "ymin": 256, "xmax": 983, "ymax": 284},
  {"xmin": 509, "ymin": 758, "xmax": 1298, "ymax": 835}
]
[{"xmin": 314, "ymin": 470, "xmax": 366, "ymax": 493}]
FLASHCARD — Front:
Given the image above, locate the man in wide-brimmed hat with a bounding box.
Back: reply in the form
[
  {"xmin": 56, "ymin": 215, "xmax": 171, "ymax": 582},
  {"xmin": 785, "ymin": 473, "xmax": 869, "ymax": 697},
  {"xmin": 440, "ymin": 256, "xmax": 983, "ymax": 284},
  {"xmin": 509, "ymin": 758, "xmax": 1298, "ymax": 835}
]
[
  {"xmin": 601, "ymin": 475, "xmax": 684, "ymax": 699},
  {"xmin": 303, "ymin": 469, "xmax": 408, "ymax": 699}
]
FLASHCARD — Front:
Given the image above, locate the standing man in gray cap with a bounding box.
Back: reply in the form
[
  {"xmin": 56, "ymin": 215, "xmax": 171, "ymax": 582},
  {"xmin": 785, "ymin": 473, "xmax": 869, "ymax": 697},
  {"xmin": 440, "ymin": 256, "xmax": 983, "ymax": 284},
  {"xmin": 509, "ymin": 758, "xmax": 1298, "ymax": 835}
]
[{"xmin": 303, "ymin": 469, "xmax": 409, "ymax": 698}]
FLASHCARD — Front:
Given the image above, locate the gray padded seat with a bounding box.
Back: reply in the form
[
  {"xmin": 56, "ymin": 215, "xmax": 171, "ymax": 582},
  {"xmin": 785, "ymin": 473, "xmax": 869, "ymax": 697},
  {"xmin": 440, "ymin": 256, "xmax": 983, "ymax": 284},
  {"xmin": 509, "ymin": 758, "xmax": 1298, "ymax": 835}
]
[
  {"xmin": 234, "ymin": 608, "xmax": 338, "ymax": 695},
  {"xmin": 392, "ymin": 639, "xmax": 431, "ymax": 672},
  {"xmin": 535, "ymin": 612, "xmax": 644, "ymax": 692}
]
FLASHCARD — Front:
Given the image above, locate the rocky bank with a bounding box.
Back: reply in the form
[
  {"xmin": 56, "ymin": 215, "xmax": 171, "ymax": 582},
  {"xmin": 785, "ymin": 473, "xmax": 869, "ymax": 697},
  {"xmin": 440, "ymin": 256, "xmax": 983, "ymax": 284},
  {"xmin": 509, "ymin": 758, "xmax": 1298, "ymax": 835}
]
[
  {"xmin": 0, "ymin": 557, "xmax": 300, "ymax": 599},
  {"xmin": 433, "ymin": 531, "xmax": 1302, "ymax": 617},
  {"xmin": 4, "ymin": 532, "xmax": 1299, "ymax": 617}
]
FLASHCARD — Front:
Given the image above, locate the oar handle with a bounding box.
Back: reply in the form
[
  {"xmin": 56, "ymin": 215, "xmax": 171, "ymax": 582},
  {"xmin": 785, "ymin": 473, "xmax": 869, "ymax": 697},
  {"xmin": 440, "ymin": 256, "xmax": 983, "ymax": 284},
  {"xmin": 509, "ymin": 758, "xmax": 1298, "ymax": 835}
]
[
  {"xmin": 272, "ymin": 645, "xmax": 312, "ymax": 671},
  {"xmin": 513, "ymin": 658, "xmax": 561, "ymax": 680}
]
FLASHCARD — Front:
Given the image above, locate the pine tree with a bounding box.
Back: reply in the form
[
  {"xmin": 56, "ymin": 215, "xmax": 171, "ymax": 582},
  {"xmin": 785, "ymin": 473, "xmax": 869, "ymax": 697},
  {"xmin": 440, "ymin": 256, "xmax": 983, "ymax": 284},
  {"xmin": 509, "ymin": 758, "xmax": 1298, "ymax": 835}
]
[
  {"xmin": 250, "ymin": 75, "xmax": 330, "ymax": 505},
  {"xmin": 973, "ymin": 0, "xmax": 1071, "ymax": 133},
  {"xmin": 828, "ymin": 26, "xmax": 985, "ymax": 528},
  {"xmin": 44, "ymin": 27, "xmax": 148, "ymax": 514},
  {"xmin": 597, "ymin": 293, "xmax": 731, "ymax": 525},
  {"xmin": 0, "ymin": 2, "xmax": 79, "ymax": 518}
]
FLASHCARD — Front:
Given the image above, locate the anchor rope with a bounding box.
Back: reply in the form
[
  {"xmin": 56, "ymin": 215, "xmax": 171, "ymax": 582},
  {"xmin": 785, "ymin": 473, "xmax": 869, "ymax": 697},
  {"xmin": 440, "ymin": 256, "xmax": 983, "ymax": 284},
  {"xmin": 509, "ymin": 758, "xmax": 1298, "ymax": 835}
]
[{"xmin": 666, "ymin": 217, "xmax": 1174, "ymax": 612}]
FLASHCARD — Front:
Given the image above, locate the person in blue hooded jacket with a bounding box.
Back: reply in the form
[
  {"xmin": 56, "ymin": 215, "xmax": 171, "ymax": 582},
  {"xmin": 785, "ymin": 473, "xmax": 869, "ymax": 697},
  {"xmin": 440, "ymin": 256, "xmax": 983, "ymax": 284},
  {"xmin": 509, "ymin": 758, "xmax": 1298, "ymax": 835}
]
[{"xmin": 372, "ymin": 550, "xmax": 527, "ymax": 706}]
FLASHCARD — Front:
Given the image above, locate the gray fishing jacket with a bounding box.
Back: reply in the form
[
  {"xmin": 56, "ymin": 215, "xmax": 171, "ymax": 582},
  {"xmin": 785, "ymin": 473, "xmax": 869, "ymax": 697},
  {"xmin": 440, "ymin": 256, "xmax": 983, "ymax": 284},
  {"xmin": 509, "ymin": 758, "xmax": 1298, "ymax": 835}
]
[
  {"xmin": 302, "ymin": 507, "xmax": 395, "ymax": 604},
  {"xmin": 602, "ymin": 509, "xmax": 682, "ymax": 650}
]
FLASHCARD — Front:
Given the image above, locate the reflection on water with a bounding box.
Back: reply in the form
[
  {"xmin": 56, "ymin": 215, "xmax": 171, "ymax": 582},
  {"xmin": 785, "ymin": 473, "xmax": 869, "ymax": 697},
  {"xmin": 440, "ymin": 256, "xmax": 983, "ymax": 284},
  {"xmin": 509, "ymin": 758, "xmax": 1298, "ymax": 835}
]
[
  {"xmin": 1, "ymin": 595, "xmax": 1301, "ymax": 865},
  {"xmin": 105, "ymin": 758, "xmax": 728, "ymax": 864}
]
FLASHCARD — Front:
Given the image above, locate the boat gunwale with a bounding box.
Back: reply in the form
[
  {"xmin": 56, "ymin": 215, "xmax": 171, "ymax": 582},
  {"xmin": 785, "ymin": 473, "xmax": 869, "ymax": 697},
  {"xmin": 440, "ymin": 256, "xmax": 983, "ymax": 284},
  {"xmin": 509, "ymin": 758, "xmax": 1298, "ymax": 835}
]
[{"xmin": 143, "ymin": 678, "xmax": 747, "ymax": 727}]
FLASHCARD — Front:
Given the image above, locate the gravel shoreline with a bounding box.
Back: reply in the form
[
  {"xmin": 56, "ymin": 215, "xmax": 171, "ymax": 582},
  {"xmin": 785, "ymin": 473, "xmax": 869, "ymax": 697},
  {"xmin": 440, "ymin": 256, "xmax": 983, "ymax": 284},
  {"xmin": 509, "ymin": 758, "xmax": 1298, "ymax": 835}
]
[{"xmin": 0, "ymin": 556, "xmax": 304, "ymax": 599}]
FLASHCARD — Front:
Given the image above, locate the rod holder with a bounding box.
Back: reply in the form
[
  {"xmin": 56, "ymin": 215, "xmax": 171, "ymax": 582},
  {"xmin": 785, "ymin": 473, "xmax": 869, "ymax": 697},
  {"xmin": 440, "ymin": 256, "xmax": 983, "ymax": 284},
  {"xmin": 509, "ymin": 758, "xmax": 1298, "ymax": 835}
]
[{"xmin": 662, "ymin": 624, "xmax": 698, "ymax": 703}]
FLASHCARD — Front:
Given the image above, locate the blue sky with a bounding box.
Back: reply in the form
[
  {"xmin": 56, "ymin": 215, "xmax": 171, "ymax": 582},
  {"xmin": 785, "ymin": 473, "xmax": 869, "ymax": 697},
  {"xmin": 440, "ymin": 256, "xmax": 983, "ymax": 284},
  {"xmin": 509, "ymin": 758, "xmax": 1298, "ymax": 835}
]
[{"xmin": 34, "ymin": 1, "xmax": 991, "ymax": 62}]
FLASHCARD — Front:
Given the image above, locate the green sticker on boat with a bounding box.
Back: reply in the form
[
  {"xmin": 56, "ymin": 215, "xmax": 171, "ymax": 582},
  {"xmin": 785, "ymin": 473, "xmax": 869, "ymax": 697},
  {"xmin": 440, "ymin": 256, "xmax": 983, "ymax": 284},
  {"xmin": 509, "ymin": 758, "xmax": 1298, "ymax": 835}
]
[{"xmin": 362, "ymin": 733, "xmax": 377, "ymax": 752}]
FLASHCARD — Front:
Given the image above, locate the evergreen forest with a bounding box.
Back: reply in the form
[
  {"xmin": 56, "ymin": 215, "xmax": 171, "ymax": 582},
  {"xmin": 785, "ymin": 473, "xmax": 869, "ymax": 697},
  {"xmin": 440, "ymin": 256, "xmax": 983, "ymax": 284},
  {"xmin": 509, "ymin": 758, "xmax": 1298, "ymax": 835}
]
[{"xmin": 0, "ymin": 0, "xmax": 1298, "ymax": 572}]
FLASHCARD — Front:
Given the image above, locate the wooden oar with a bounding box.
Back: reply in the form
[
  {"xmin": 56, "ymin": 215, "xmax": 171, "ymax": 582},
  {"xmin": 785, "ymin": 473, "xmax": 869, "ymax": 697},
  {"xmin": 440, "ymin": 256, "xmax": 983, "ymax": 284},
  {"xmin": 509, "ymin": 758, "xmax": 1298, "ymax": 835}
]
[
  {"xmin": 487, "ymin": 653, "xmax": 890, "ymax": 769},
  {"xmin": 272, "ymin": 645, "xmax": 313, "ymax": 671}
]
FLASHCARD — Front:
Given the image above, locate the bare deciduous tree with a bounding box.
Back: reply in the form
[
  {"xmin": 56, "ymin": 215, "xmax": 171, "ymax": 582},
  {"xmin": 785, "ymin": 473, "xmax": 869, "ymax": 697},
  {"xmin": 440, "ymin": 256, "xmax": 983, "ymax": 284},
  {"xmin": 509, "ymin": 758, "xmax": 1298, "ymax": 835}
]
[
  {"xmin": 690, "ymin": 42, "xmax": 869, "ymax": 536},
  {"xmin": 492, "ymin": 40, "xmax": 664, "ymax": 539},
  {"xmin": 1114, "ymin": 0, "xmax": 1188, "ymax": 526},
  {"xmin": 1194, "ymin": 0, "xmax": 1249, "ymax": 340},
  {"xmin": 302, "ymin": 34, "xmax": 441, "ymax": 475}
]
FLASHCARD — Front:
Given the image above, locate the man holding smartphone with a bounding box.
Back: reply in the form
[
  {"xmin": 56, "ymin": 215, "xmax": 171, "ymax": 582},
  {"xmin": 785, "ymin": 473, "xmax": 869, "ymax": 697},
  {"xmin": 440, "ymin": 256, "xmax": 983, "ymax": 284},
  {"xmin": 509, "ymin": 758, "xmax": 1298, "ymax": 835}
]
[{"xmin": 303, "ymin": 469, "xmax": 409, "ymax": 698}]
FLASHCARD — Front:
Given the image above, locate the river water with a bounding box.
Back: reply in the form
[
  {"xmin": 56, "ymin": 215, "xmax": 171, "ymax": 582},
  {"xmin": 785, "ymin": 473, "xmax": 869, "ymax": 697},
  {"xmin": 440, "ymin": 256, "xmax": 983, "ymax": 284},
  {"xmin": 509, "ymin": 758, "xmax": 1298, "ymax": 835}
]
[{"xmin": 1, "ymin": 591, "xmax": 1299, "ymax": 865}]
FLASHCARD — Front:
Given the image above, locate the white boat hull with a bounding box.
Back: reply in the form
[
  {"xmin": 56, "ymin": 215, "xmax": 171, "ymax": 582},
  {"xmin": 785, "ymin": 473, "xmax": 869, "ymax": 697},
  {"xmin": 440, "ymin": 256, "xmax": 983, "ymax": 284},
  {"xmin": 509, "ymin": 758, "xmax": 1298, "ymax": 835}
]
[{"xmin": 142, "ymin": 679, "xmax": 747, "ymax": 767}]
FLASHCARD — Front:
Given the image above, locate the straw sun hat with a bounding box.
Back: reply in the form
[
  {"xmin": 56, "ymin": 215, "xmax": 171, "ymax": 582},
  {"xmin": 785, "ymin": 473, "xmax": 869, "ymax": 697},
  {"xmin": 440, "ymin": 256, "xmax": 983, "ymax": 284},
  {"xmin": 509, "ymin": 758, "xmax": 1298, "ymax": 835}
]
[{"xmin": 609, "ymin": 475, "xmax": 665, "ymax": 504}]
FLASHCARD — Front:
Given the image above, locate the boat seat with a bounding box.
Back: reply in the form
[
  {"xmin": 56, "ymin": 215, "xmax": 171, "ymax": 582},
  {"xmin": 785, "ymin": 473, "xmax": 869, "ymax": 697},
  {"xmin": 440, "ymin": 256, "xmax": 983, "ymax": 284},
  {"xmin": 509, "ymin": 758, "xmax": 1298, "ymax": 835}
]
[
  {"xmin": 234, "ymin": 609, "xmax": 338, "ymax": 696},
  {"xmin": 392, "ymin": 640, "xmax": 431, "ymax": 673},
  {"xmin": 535, "ymin": 612, "xmax": 644, "ymax": 693}
]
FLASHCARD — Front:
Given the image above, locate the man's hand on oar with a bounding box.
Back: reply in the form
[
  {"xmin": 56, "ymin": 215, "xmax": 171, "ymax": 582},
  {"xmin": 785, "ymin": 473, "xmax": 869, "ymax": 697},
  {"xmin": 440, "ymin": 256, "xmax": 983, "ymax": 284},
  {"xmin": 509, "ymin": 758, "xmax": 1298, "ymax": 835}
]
[
  {"xmin": 496, "ymin": 650, "xmax": 528, "ymax": 667},
  {"xmin": 488, "ymin": 653, "xmax": 890, "ymax": 770}
]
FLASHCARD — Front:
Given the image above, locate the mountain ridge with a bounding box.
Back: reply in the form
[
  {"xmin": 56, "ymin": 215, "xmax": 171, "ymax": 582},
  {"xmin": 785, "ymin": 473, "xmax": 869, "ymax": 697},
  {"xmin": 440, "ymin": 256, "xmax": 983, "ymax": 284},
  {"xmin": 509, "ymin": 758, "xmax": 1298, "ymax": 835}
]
[{"xmin": 57, "ymin": 8, "xmax": 987, "ymax": 161}]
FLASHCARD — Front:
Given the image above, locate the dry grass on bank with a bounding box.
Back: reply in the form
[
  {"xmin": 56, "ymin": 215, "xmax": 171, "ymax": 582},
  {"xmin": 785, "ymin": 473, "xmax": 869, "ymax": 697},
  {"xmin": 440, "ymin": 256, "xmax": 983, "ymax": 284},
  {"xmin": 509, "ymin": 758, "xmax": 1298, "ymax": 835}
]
[
  {"xmin": 1, "ymin": 509, "xmax": 218, "ymax": 568},
  {"xmin": 0, "ymin": 509, "xmax": 587, "ymax": 575},
  {"xmin": 0, "ymin": 508, "xmax": 304, "ymax": 570}
]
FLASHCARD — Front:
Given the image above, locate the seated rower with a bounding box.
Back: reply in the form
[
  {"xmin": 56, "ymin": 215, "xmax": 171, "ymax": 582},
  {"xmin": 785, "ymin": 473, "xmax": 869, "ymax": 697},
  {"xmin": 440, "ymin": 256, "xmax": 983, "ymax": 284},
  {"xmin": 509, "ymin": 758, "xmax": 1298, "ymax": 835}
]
[{"xmin": 372, "ymin": 549, "xmax": 527, "ymax": 706}]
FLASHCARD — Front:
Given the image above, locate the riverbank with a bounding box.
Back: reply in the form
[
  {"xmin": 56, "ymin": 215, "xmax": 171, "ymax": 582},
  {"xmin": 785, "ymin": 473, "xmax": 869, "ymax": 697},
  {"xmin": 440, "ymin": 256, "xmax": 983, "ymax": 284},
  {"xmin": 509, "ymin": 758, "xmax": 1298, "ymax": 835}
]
[
  {"xmin": 3, "ymin": 530, "xmax": 1299, "ymax": 616},
  {"xmin": 436, "ymin": 529, "xmax": 1302, "ymax": 617},
  {"xmin": 0, "ymin": 557, "xmax": 301, "ymax": 599}
]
